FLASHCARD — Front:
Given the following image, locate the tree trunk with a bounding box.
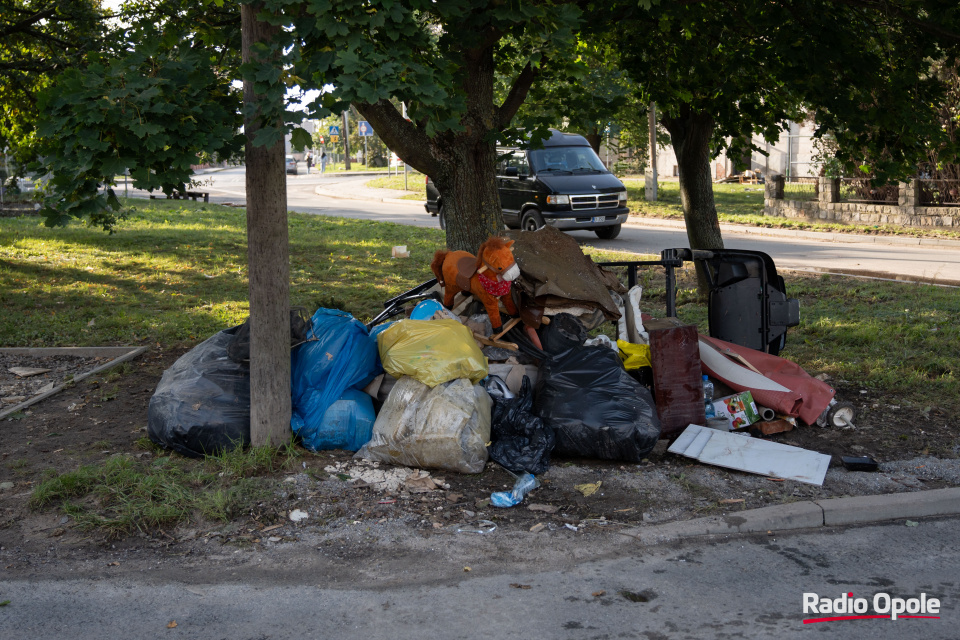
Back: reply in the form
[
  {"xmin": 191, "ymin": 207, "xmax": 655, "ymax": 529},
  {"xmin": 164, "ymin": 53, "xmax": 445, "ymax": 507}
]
[
  {"xmin": 431, "ymin": 139, "xmax": 501, "ymax": 251},
  {"xmin": 342, "ymin": 110, "xmax": 351, "ymax": 170},
  {"xmin": 662, "ymin": 108, "xmax": 723, "ymax": 295},
  {"xmin": 241, "ymin": 3, "xmax": 291, "ymax": 447},
  {"xmin": 584, "ymin": 129, "xmax": 602, "ymax": 155},
  {"xmin": 356, "ymin": 44, "xmax": 518, "ymax": 254}
]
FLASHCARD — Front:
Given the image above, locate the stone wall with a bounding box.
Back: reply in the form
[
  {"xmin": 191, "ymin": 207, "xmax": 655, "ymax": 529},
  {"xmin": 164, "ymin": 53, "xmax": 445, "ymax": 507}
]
[{"xmin": 763, "ymin": 176, "xmax": 957, "ymax": 228}]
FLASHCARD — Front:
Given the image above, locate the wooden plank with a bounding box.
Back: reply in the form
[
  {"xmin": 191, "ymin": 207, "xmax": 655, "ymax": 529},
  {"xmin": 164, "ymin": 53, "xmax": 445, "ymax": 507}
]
[{"xmin": 0, "ymin": 347, "xmax": 142, "ymax": 358}]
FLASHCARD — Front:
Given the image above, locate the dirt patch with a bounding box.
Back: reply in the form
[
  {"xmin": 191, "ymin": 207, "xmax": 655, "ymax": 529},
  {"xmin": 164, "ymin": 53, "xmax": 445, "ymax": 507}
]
[{"xmin": 1, "ymin": 345, "xmax": 959, "ymax": 582}]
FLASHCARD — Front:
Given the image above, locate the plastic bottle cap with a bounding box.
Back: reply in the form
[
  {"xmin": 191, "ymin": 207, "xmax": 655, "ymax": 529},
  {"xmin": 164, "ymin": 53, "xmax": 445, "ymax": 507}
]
[{"xmin": 703, "ymin": 374, "xmax": 709, "ymax": 380}]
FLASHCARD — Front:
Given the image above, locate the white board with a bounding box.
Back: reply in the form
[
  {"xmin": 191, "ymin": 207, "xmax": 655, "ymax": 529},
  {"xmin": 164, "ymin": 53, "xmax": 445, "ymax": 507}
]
[{"xmin": 667, "ymin": 424, "xmax": 830, "ymax": 486}]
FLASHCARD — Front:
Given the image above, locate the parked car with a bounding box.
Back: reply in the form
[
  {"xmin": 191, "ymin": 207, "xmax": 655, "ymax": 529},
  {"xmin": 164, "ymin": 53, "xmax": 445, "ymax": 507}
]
[
  {"xmin": 424, "ymin": 129, "xmax": 629, "ymax": 239},
  {"xmin": 285, "ymin": 156, "xmax": 298, "ymax": 175}
]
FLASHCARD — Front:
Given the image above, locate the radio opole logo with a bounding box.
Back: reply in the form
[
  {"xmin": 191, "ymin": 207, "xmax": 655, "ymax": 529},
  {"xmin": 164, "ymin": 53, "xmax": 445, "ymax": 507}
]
[{"xmin": 803, "ymin": 592, "xmax": 941, "ymax": 624}]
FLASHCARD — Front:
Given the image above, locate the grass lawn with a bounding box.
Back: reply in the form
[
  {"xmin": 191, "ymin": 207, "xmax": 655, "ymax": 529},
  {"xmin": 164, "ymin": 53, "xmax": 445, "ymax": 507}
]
[
  {"xmin": 1, "ymin": 197, "xmax": 956, "ymax": 412},
  {"xmin": 4, "ymin": 198, "xmax": 957, "ymax": 535},
  {"xmin": 365, "ymin": 172, "xmax": 427, "ymax": 200}
]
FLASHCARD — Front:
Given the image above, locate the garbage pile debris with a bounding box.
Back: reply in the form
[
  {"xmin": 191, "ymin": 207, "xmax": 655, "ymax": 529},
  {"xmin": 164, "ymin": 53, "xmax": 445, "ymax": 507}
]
[{"xmin": 149, "ymin": 229, "xmax": 859, "ymax": 508}]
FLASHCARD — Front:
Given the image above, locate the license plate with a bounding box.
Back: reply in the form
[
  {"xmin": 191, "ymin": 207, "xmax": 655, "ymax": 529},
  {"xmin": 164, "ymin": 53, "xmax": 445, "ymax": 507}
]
[{"xmin": 591, "ymin": 216, "xmax": 605, "ymax": 223}]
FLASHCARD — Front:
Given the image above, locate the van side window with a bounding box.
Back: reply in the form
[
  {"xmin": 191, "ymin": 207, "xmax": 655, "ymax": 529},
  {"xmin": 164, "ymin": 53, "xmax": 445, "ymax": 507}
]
[{"xmin": 501, "ymin": 151, "xmax": 528, "ymax": 176}]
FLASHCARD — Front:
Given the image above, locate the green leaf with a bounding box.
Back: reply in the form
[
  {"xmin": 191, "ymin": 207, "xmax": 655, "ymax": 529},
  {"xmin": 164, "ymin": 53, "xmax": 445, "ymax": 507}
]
[{"xmin": 290, "ymin": 127, "xmax": 312, "ymax": 151}]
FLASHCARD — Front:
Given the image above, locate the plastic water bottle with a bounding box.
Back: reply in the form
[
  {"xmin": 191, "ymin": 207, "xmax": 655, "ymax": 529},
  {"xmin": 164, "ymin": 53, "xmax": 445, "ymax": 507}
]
[
  {"xmin": 702, "ymin": 374, "xmax": 716, "ymax": 419},
  {"xmin": 490, "ymin": 473, "xmax": 540, "ymax": 508}
]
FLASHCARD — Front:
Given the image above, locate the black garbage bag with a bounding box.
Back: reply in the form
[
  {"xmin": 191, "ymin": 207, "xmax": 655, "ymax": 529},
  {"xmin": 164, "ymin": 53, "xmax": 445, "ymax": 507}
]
[
  {"xmin": 227, "ymin": 307, "xmax": 311, "ymax": 364},
  {"xmin": 534, "ymin": 346, "xmax": 661, "ymax": 462},
  {"xmin": 487, "ymin": 376, "xmax": 556, "ymax": 475},
  {"xmin": 538, "ymin": 312, "xmax": 587, "ymax": 356},
  {"xmin": 148, "ymin": 327, "xmax": 250, "ymax": 458}
]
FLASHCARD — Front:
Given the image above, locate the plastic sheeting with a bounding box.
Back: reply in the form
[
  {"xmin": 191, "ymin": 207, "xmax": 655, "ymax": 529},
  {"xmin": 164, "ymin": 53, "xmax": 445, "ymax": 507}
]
[
  {"xmin": 377, "ymin": 319, "xmax": 488, "ymax": 387},
  {"xmin": 698, "ymin": 335, "xmax": 835, "ymax": 426},
  {"xmin": 291, "ymin": 309, "xmax": 381, "ymax": 451},
  {"xmin": 148, "ymin": 327, "xmax": 250, "ymax": 458},
  {"xmin": 535, "ymin": 346, "xmax": 661, "ymax": 462},
  {"xmin": 488, "ymin": 376, "xmax": 556, "ymax": 475},
  {"xmin": 356, "ymin": 376, "xmax": 492, "ymax": 474}
]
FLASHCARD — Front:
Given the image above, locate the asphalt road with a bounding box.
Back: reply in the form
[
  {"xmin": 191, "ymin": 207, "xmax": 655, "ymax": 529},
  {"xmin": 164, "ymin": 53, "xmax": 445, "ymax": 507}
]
[
  {"xmin": 2, "ymin": 517, "xmax": 957, "ymax": 639},
  {"xmin": 169, "ymin": 166, "xmax": 960, "ymax": 286}
]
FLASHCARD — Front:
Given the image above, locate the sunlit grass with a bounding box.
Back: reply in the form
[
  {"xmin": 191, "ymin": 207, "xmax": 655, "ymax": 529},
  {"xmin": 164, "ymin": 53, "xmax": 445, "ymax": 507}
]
[{"xmin": 0, "ymin": 198, "xmax": 447, "ymax": 347}]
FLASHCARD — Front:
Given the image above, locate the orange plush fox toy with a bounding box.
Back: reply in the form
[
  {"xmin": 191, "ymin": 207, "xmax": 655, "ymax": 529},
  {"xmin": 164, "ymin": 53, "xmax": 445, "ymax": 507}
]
[{"xmin": 430, "ymin": 236, "xmax": 521, "ymax": 331}]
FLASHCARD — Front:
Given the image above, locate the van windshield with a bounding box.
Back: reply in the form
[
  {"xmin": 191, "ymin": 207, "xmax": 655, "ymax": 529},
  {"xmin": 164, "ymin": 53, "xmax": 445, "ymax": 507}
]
[{"xmin": 529, "ymin": 146, "xmax": 607, "ymax": 175}]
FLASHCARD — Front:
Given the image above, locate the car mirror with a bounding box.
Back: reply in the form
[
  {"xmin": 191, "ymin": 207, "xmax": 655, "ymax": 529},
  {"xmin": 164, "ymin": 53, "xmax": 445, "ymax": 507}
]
[{"xmin": 504, "ymin": 167, "xmax": 519, "ymax": 177}]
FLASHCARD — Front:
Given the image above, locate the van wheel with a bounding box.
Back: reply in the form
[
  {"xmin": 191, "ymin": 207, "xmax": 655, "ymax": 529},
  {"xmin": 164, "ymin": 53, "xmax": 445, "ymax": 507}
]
[
  {"xmin": 521, "ymin": 210, "xmax": 545, "ymax": 231},
  {"xmin": 594, "ymin": 224, "xmax": 621, "ymax": 240},
  {"xmin": 438, "ymin": 205, "xmax": 446, "ymax": 230}
]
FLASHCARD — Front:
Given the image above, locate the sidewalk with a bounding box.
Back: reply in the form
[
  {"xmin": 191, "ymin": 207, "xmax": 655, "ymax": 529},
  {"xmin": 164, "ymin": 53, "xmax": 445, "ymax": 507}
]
[{"xmin": 314, "ymin": 179, "xmax": 960, "ymax": 249}]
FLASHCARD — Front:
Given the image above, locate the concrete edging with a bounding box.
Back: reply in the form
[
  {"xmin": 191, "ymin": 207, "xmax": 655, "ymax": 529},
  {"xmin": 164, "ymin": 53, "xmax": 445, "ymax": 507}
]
[
  {"xmin": 0, "ymin": 345, "xmax": 148, "ymax": 420},
  {"xmin": 620, "ymin": 487, "xmax": 960, "ymax": 545}
]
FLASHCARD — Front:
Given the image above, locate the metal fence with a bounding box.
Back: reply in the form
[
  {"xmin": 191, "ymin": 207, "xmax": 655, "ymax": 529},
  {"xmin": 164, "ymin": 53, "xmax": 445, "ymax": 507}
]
[
  {"xmin": 838, "ymin": 178, "xmax": 898, "ymax": 204},
  {"xmin": 781, "ymin": 177, "xmax": 818, "ymax": 201},
  {"xmin": 918, "ymin": 179, "xmax": 960, "ymax": 207}
]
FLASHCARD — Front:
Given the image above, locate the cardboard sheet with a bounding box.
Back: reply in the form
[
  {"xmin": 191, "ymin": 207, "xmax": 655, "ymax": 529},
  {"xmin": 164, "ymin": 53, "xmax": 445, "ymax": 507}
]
[{"xmin": 667, "ymin": 424, "xmax": 830, "ymax": 486}]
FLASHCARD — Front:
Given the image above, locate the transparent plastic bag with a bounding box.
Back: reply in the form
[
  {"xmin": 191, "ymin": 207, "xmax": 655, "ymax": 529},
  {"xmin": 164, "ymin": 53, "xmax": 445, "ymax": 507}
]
[
  {"xmin": 356, "ymin": 376, "xmax": 492, "ymax": 473},
  {"xmin": 377, "ymin": 319, "xmax": 487, "ymax": 387}
]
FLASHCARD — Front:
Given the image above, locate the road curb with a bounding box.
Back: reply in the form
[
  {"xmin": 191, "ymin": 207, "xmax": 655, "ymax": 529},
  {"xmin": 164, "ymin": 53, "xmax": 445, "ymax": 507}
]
[
  {"xmin": 623, "ymin": 216, "xmax": 960, "ymax": 249},
  {"xmin": 815, "ymin": 487, "xmax": 960, "ymax": 526},
  {"xmin": 619, "ymin": 487, "xmax": 960, "ymax": 545}
]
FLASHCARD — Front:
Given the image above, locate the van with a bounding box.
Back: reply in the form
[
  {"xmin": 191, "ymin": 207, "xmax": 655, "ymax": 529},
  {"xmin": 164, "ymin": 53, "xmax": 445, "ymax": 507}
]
[{"xmin": 424, "ymin": 129, "xmax": 629, "ymax": 239}]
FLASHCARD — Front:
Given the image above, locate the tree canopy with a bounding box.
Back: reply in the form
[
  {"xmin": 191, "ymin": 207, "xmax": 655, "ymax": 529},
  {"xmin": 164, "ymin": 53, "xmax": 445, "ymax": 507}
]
[
  {"xmin": 613, "ymin": 0, "xmax": 960, "ymax": 263},
  {"xmin": 276, "ymin": 0, "xmax": 587, "ymax": 250},
  {"xmin": 0, "ymin": 0, "xmax": 106, "ymax": 181}
]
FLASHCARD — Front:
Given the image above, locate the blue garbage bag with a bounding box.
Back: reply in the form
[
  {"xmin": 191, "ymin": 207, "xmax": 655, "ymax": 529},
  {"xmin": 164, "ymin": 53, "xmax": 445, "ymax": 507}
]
[
  {"xmin": 291, "ymin": 388, "xmax": 376, "ymax": 451},
  {"xmin": 291, "ymin": 308, "xmax": 381, "ymax": 451}
]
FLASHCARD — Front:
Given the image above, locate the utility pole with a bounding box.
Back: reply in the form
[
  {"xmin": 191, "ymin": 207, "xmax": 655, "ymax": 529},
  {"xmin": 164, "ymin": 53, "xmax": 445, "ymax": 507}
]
[
  {"xmin": 647, "ymin": 102, "xmax": 658, "ymax": 202},
  {"xmin": 402, "ymin": 102, "xmax": 409, "ymax": 190},
  {"xmin": 342, "ymin": 111, "xmax": 352, "ymax": 171}
]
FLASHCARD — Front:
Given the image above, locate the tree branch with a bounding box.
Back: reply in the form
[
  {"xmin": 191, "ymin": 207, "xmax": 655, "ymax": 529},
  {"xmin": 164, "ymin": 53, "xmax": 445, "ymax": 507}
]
[
  {"xmin": 354, "ymin": 100, "xmax": 439, "ymax": 177},
  {"xmin": 496, "ymin": 61, "xmax": 541, "ymax": 129}
]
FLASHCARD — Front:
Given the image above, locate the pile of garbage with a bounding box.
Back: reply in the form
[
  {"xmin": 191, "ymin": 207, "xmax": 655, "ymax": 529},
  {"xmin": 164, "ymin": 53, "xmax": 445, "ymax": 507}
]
[{"xmin": 148, "ymin": 226, "xmax": 850, "ymax": 508}]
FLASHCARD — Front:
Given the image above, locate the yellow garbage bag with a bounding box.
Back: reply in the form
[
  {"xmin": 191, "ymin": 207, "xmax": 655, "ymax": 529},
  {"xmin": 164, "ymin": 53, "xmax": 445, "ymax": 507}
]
[
  {"xmin": 617, "ymin": 339, "xmax": 652, "ymax": 370},
  {"xmin": 378, "ymin": 319, "xmax": 488, "ymax": 387}
]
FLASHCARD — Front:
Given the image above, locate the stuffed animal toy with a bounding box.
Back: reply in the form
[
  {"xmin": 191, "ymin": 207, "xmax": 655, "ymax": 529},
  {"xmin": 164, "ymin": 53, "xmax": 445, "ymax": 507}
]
[{"xmin": 430, "ymin": 236, "xmax": 520, "ymax": 331}]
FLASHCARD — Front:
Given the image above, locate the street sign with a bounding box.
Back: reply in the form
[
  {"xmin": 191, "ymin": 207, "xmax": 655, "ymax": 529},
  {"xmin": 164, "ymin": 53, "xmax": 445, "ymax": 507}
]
[
  {"xmin": 328, "ymin": 125, "xmax": 340, "ymax": 136},
  {"xmin": 331, "ymin": 135, "xmax": 339, "ymax": 143},
  {"xmin": 358, "ymin": 121, "xmax": 373, "ymax": 137}
]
